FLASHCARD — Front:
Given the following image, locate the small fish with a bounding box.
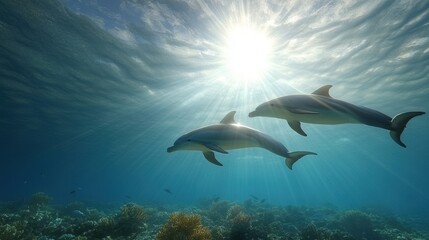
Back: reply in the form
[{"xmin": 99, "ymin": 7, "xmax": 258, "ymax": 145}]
[
  {"xmin": 260, "ymin": 199, "xmax": 266, "ymax": 204},
  {"xmin": 164, "ymin": 189, "xmax": 172, "ymax": 194},
  {"xmin": 250, "ymin": 194, "xmax": 259, "ymax": 200},
  {"xmin": 72, "ymin": 210, "xmax": 85, "ymax": 218},
  {"xmin": 70, "ymin": 187, "xmax": 82, "ymax": 195}
]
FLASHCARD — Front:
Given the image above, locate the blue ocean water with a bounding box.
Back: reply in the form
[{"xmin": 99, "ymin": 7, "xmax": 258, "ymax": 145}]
[{"xmin": 1, "ymin": 0, "xmax": 429, "ymax": 238}]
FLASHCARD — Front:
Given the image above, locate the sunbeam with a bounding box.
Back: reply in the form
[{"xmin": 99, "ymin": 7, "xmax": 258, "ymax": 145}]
[{"xmin": 222, "ymin": 23, "xmax": 273, "ymax": 85}]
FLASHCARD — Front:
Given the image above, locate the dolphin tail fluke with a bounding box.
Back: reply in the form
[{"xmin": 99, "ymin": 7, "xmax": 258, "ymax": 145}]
[
  {"xmin": 390, "ymin": 112, "xmax": 425, "ymax": 148},
  {"xmin": 285, "ymin": 151, "xmax": 317, "ymax": 170}
]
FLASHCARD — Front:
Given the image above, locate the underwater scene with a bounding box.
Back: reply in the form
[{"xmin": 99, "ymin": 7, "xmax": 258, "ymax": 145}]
[{"xmin": 1, "ymin": 1, "xmax": 429, "ymax": 239}]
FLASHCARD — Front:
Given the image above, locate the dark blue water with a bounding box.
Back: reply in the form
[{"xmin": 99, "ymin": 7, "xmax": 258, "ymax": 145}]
[{"xmin": 1, "ymin": 1, "xmax": 428, "ymax": 237}]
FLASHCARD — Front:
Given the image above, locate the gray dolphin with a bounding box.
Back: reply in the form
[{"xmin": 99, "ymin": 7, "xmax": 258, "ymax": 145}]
[
  {"xmin": 167, "ymin": 111, "xmax": 316, "ymax": 169},
  {"xmin": 249, "ymin": 85, "xmax": 425, "ymax": 147}
]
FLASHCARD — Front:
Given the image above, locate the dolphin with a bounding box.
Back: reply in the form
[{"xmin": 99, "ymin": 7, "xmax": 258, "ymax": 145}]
[
  {"xmin": 249, "ymin": 85, "xmax": 425, "ymax": 147},
  {"xmin": 167, "ymin": 111, "xmax": 316, "ymax": 169}
]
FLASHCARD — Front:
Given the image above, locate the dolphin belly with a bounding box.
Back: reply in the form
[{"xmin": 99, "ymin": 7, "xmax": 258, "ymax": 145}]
[
  {"xmin": 210, "ymin": 139, "xmax": 261, "ymax": 151},
  {"xmin": 288, "ymin": 110, "xmax": 360, "ymax": 125}
]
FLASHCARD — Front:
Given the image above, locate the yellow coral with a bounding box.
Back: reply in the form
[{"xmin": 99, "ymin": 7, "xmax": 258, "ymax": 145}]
[{"xmin": 156, "ymin": 212, "xmax": 212, "ymax": 240}]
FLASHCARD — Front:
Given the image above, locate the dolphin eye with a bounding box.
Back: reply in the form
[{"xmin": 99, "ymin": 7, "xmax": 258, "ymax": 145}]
[
  {"xmin": 187, "ymin": 139, "xmax": 191, "ymax": 142},
  {"xmin": 270, "ymin": 103, "xmax": 275, "ymax": 107}
]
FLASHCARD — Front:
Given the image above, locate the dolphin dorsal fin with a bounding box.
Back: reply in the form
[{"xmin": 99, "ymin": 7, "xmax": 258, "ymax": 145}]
[
  {"xmin": 312, "ymin": 85, "xmax": 333, "ymax": 97},
  {"xmin": 220, "ymin": 111, "xmax": 236, "ymax": 124}
]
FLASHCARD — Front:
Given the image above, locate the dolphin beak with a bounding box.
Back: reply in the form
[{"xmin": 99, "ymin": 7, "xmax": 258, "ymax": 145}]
[
  {"xmin": 167, "ymin": 146, "xmax": 176, "ymax": 153},
  {"xmin": 248, "ymin": 111, "xmax": 257, "ymax": 117}
]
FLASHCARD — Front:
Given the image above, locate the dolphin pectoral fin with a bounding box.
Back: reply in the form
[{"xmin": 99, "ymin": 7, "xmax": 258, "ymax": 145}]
[
  {"xmin": 285, "ymin": 151, "xmax": 317, "ymax": 170},
  {"xmin": 288, "ymin": 121, "xmax": 307, "ymax": 136},
  {"xmin": 220, "ymin": 111, "xmax": 237, "ymax": 124},
  {"xmin": 390, "ymin": 111, "xmax": 425, "ymax": 148},
  {"xmin": 312, "ymin": 85, "xmax": 333, "ymax": 97},
  {"xmin": 203, "ymin": 151, "xmax": 223, "ymax": 166},
  {"xmin": 203, "ymin": 143, "xmax": 228, "ymax": 154}
]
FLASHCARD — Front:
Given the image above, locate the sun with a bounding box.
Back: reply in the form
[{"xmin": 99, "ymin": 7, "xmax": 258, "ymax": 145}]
[{"xmin": 223, "ymin": 24, "xmax": 272, "ymax": 85}]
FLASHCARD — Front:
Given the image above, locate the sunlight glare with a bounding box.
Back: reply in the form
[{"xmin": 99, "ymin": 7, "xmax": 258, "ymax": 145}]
[{"xmin": 224, "ymin": 25, "xmax": 272, "ymax": 85}]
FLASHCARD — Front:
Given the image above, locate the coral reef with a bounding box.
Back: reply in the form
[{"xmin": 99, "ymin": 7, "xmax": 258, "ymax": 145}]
[
  {"xmin": 229, "ymin": 212, "xmax": 251, "ymax": 239},
  {"xmin": 0, "ymin": 193, "xmax": 428, "ymax": 240},
  {"xmin": 156, "ymin": 212, "xmax": 212, "ymax": 240},
  {"xmin": 115, "ymin": 203, "xmax": 147, "ymax": 236},
  {"xmin": 338, "ymin": 210, "xmax": 381, "ymax": 239},
  {"xmin": 300, "ymin": 223, "xmax": 354, "ymax": 240},
  {"xmin": 206, "ymin": 200, "xmax": 230, "ymax": 225},
  {"xmin": 30, "ymin": 192, "xmax": 51, "ymax": 208},
  {"xmin": 0, "ymin": 223, "xmax": 24, "ymax": 240}
]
